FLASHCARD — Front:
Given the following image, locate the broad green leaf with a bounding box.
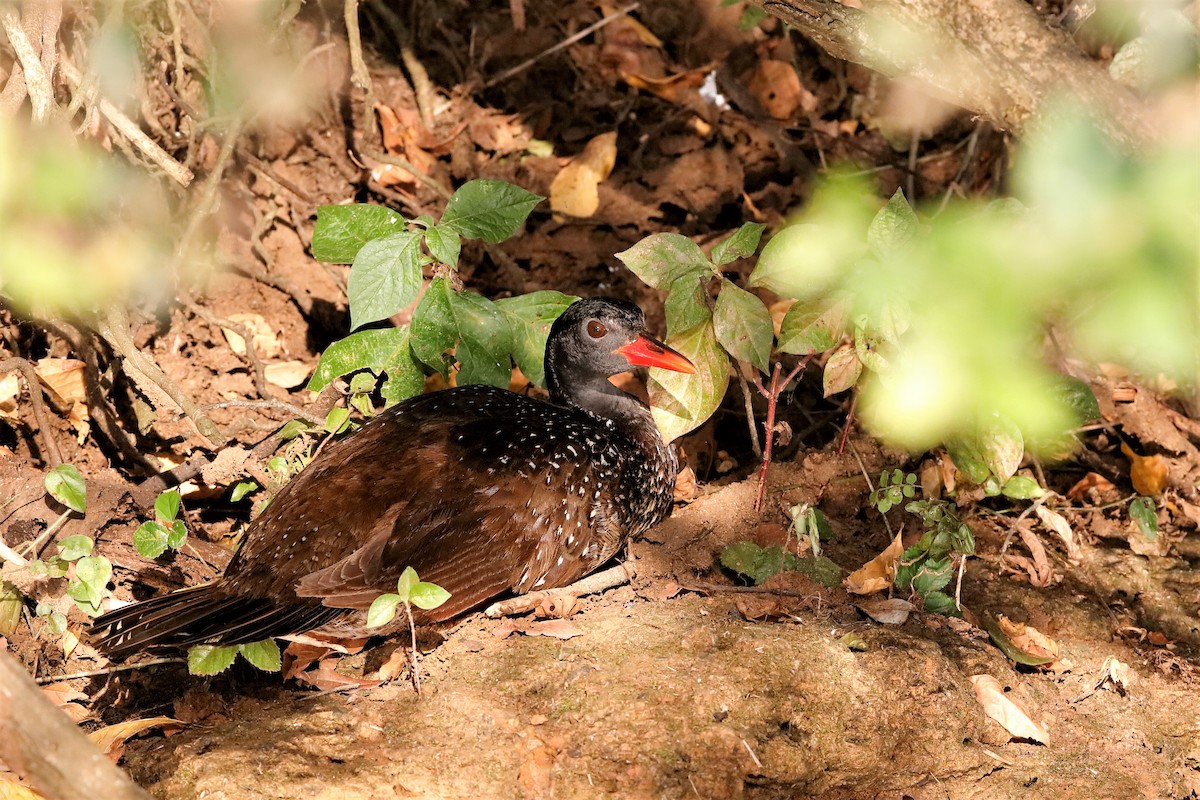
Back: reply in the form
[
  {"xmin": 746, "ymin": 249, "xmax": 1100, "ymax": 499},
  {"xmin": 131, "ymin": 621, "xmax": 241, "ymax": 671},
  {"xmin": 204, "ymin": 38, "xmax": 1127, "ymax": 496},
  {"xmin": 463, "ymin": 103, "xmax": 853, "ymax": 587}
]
[
  {"xmin": 325, "ymin": 406, "xmax": 351, "ymax": 434},
  {"xmin": 68, "ymin": 555, "xmax": 111, "ymax": 615},
  {"xmin": 749, "ymin": 223, "xmax": 858, "ymax": 300},
  {"xmin": 396, "ymin": 566, "xmax": 420, "ymax": 599},
  {"xmin": 719, "ymin": 541, "xmax": 784, "ymax": 585},
  {"xmin": 893, "ymin": 544, "xmax": 928, "ymax": 591},
  {"xmin": 230, "ymin": 480, "xmax": 258, "ymax": 502},
  {"xmin": 312, "ymin": 204, "xmax": 406, "ymax": 263},
  {"xmin": 777, "ymin": 295, "xmax": 849, "ymax": 355},
  {"xmin": 0, "ymin": 581, "xmax": 21, "ymax": 637},
  {"xmin": 713, "ymin": 281, "xmax": 773, "ymax": 373},
  {"xmin": 425, "ymin": 223, "xmax": 461, "ymax": 268},
  {"xmin": 57, "ymin": 534, "xmax": 93, "ymax": 561},
  {"xmin": 1129, "ymin": 496, "xmax": 1157, "ymax": 539},
  {"xmin": 238, "ymin": 639, "xmax": 282, "ymax": 672},
  {"xmin": 411, "ymin": 279, "xmax": 514, "ymax": 387},
  {"xmin": 711, "ymin": 222, "xmax": 766, "ymax": 266},
  {"xmin": 155, "ymin": 489, "xmax": 181, "ymax": 522},
  {"xmin": 909, "ymin": 556, "xmax": 953, "ymax": 597},
  {"xmin": 867, "ymin": 188, "xmax": 918, "ymax": 256},
  {"xmin": 379, "ymin": 338, "xmax": 426, "ymax": 406},
  {"xmin": 134, "ymin": 521, "xmax": 170, "ymax": 558},
  {"xmin": 649, "ymin": 315, "xmax": 728, "ymax": 443},
  {"xmin": 439, "ymin": 179, "xmax": 543, "ymax": 243},
  {"xmin": 663, "ymin": 275, "xmax": 711, "ymax": 336},
  {"xmin": 188, "ymin": 644, "xmax": 238, "ymax": 676},
  {"xmin": 276, "ymin": 419, "xmax": 310, "ymax": 440},
  {"xmin": 616, "ymin": 233, "xmax": 711, "ymax": 290},
  {"xmin": 822, "ymin": 343, "xmax": 862, "ymax": 396},
  {"xmin": 348, "ymin": 372, "xmax": 376, "ymax": 394},
  {"xmin": 922, "ymin": 591, "xmax": 961, "ymax": 617},
  {"xmin": 496, "ymin": 291, "xmax": 579, "ymax": 387},
  {"xmin": 348, "ymin": 230, "xmax": 423, "ymax": 330},
  {"xmin": 367, "ymin": 593, "xmax": 400, "ymax": 628},
  {"xmin": 1001, "ymin": 475, "xmax": 1044, "ymax": 500},
  {"xmin": 167, "ymin": 519, "xmax": 187, "ymax": 549},
  {"xmin": 853, "ymin": 326, "xmax": 889, "ymax": 373},
  {"xmin": 308, "ymin": 327, "xmax": 421, "ymax": 393},
  {"xmin": 789, "ymin": 554, "xmax": 843, "ymax": 588},
  {"xmin": 979, "ymin": 419, "xmax": 1024, "ymax": 484},
  {"xmin": 1054, "ymin": 375, "xmax": 1100, "ymax": 423},
  {"xmin": 45, "ymin": 464, "xmax": 86, "ymax": 513},
  {"xmin": 946, "ymin": 436, "xmax": 991, "ymax": 485},
  {"xmin": 409, "ymin": 581, "xmax": 452, "ymax": 610}
]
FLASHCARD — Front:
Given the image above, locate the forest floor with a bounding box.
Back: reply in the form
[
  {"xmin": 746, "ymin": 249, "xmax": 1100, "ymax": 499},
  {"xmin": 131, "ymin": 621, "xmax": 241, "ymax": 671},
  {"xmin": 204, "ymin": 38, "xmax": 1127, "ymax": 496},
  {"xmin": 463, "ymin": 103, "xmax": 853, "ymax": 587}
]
[{"xmin": 2, "ymin": 2, "xmax": 1198, "ymax": 799}]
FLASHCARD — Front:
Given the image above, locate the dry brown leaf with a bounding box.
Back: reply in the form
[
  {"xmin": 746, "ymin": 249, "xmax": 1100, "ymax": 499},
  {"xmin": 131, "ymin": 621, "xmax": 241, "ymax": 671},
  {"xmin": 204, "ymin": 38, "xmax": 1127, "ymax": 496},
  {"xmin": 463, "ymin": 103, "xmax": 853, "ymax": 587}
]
[
  {"xmin": 1065, "ymin": 471, "xmax": 1117, "ymax": 501},
  {"xmin": 1014, "ymin": 526, "xmax": 1057, "ymax": 588},
  {"xmin": 622, "ymin": 69, "xmax": 709, "ymax": 104},
  {"xmin": 1120, "ymin": 441, "xmax": 1168, "ymax": 496},
  {"xmin": 57, "ymin": 702, "xmax": 91, "ymax": 724},
  {"xmin": 673, "ymin": 465, "xmax": 697, "ymax": 502},
  {"xmin": 34, "ymin": 358, "xmax": 86, "ymax": 406},
  {"xmin": 969, "ymin": 675, "xmax": 1049, "ymax": 744},
  {"xmin": 855, "ymin": 597, "xmax": 914, "ymax": 625},
  {"xmin": 549, "ymin": 131, "xmax": 617, "ymax": 218},
  {"xmin": 40, "ymin": 683, "xmax": 88, "ymax": 708},
  {"xmin": 0, "ymin": 374, "xmax": 19, "ymax": 420},
  {"xmin": 88, "ymin": 716, "xmax": 182, "ymax": 759},
  {"xmin": 600, "ymin": 2, "xmax": 663, "ymax": 46},
  {"xmin": 996, "ymin": 615, "xmax": 1059, "ymax": 662},
  {"xmin": 264, "ymin": 360, "xmax": 310, "ymax": 389},
  {"xmin": 1100, "ymin": 656, "xmax": 1132, "ymax": 693},
  {"xmin": 768, "ymin": 300, "xmax": 794, "ymax": 338},
  {"xmin": 1035, "ymin": 505, "xmax": 1080, "ymax": 561},
  {"xmin": 743, "ymin": 59, "xmax": 810, "ymax": 119},
  {"xmin": 221, "ymin": 313, "xmax": 281, "ymax": 358},
  {"xmin": 844, "ymin": 530, "xmax": 905, "ymax": 595}
]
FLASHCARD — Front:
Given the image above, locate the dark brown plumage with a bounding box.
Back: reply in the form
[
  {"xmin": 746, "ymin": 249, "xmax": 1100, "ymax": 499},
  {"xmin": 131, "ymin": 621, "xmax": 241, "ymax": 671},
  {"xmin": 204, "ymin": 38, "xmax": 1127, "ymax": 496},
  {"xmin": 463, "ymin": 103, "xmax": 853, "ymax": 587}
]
[{"xmin": 92, "ymin": 298, "xmax": 695, "ymax": 658}]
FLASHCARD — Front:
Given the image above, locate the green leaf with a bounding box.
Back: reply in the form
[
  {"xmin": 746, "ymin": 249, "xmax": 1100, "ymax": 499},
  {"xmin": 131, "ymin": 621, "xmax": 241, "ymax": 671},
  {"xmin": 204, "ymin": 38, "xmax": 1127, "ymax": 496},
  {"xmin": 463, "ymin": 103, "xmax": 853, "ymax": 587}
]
[
  {"xmin": 1054, "ymin": 375, "xmax": 1100, "ymax": 423},
  {"xmin": 777, "ymin": 294, "xmax": 849, "ymax": 355},
  {"xmin": 68, "ymin": 555, "xmax": 111, "ymax": 615},
  {"xmin": 719, "ymin": 541, "xmax": 784, "ymax": 585},
  {"xmin": 347, "ymin": 231, "xmax": 423, "ymax": 330},
  {"xmin": 1129, "ymin": 496, "xmax": 1158, "ymax": 539},
  {"xmin": 167, "ymin": 519, "xmax": 187, "ymax": 549},
  {"xmin": 789, "ymin": 554, "xmax": 843, "ymax": 588},
  {"xmin": 238, "ymin": 639, "xmax": 282, "ymax": 672},
  {"xmin": 395, "ymin": 566, "xmax": 420, "ymax": 599},
  {"xmin": 663, "ymin": 275, "xmax": 712, "ymax": 336},
  {"xmin": 909, "ymin": 557, "xmax": 953, "ymax": 597},
  {"xmin": 893, "ymin": 544, "xmax": 928, "ymax": 592},
  {"xmin": 348, "ymin": 371, "xmax": 377, "ymax": 395},
  {"xmin": 979, "ymin": 419, "xmax": 1025, "ymax": 484},
  {"xmin": 822, "ymin": 343, "xmax": 862, "ymax": 396},
  {"xmin": 276, "ymin": 419, "xmax": 310, "ymax": 440},
  {"xmin": 57, "ymin": 534, "xmax": 93, "ymax": 561},
  {"xmin": 749, "ymin": 224, "xmax": 856, "ymax": 300},
  {"xmin": 616, "ymin": 233, "xmax": 712, "ymax": 291},
  {"xmin": 45, "ymin": 464, "xmax": 86, "ymax": 513},
  {"xmin": 439, "ymin": 179, "xmax": 543, "ymax": 243},
  {"xmin": 367, "ymin": 593, "xmax": 401, "ymax": 628},
  {"xmin": 711, "ymin": 222, "xmax": 766, "ymax": 266},
  {"xmin": 922, "ymin": 591, "xmax": 961, "ymax": 617},
  {"xmin": 867, "ymin": 188, "xmax": 918, "ymax": 256},
  {"xmin": 155, "ymin": 489, "xmax": 181, "ymax": 523},
  {"xmin": 325, "ymin": 406, "xmax": 351, "ymax": 434},
  {"xmin": 649, "ymin": 315, "xmax": 729, "ymax": 443},
  {"xmin": 409, "ymin": 581, "xmax": 452, "ymax": 610},
  {"xmin": 411, "ymin": 279, "xmax": 514, "ymax": 387},
  {"xmin": 946, "ymin": 436, "xmax": 991, "ymax": 485},
  {"xmin": 1001, "ymin": 475, "xmax": 1044, "ymax": 500},
  {"xmin": 0, "ymin": 581, "xmax": 22, "ymax": 637},
  {"xmin": 312, "ymin": 204, "xmax": 406, "ymax": 263},
  {"xmin": 188, "ymin": 644, "xmax": 239, "ymax": 676},
  {"xmin": 46, "ymin": 612, "xmax": 68, "ymax": 635},
  {"xmin": 425, "ymin": 223, "xmax": 461, "ymax": 268},
  {"xmin": 134, "ymin": 521, "xmax": 170, "ymax": 558},
  {"xmin": 713, "ymin": 281, "xmax": 773, "ymax": 373},
  {"xmin": 496, "ymin": 291, "xmax": 579, "ymax": 387},
  {"xmin": 308, "ymin": 327, "xmax": 422, "ymax": 393}
]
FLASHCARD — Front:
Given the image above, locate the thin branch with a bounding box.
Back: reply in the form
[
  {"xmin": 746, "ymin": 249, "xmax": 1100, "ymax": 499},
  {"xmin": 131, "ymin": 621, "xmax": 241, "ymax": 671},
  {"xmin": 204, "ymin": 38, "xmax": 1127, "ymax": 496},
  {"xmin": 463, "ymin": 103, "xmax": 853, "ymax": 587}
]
[
  {"xmin": 738, "ymin": 372, "xmax": 762, "ymax": 459},
  {"xmin": 0, "ymin": 357, "xmax": 64, "ymax": 466},
  {"xmin": 35, "ymin": 657, "xmax": 187, "ymax": 685},
  {"xmin": 484, "ymin": 562, "xmax": 635, "ymax": 617},
  {"xmin": 195, "ymin": 400, "xmax": 325, "ymax": 428},
  {"xmin": 0, "ymin": 5, "xmax": 55, "ymax": 122}
]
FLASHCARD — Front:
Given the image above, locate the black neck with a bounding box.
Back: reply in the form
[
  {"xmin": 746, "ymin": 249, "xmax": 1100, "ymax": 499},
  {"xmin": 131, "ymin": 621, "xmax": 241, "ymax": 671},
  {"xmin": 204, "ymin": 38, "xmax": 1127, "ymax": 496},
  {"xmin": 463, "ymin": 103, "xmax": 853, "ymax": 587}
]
[{"xmin": 546, "ymin": 360, "xmax": 657, "ymax": 434}]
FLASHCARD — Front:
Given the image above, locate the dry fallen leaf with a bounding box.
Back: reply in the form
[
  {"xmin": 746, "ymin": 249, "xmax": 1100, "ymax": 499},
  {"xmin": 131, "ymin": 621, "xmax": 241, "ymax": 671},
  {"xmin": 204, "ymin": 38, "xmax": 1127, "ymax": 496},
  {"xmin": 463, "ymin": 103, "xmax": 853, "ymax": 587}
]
[
  {"xmin": 264, "ymin": 360, "xmax": 310, "ymax": 389},
  {"xmin": 844, "ymin": 530, "xmax": 905, "ymax": 595},
  {"xmin": 549, "ymin": 131, "xmax": 618, "ymax": 218},
  {"xmin": 1065, "ymin": 472, "xmax": 1117, "ymax": 501},
  {"xmin": 1099, "ymin": 656, "xmax": 1132, "ymax": 694},
  {"xmin": 0, "ymin": 373, "xmax": 20, "ymax": 420},
  {"xmin": 970, "ymin": 675, "xmax": 1049, "ymax": 744},
  {"xmin": 995, "ymin": 615, "xmax": 1071, "ymax": 672},
  {"xmin": 1035, "ymin": 505, "xmax": 1080, "ymax": 561},
  {"xmin": 743, "ymin": 59, "xmax": 811, "ymax": 119},
  {"xmin": 88, "ymin": 716, "xmax": 182, "ymax": 760},
  {"xmin": 855, "ymin": 597, "xmax": 915, "ymax": 625},
  {"xmin": 221, "ymin": 313, "xmax": 282, "ymax": 358},
  {"xmin": 34, "ymin": 358, "xmax": 86, "ymax": 406},
  {"xmin": 1015, "ymin": 526, "xmax": 1057, "ymax": 588},
  {"xmin": 1120, "ymin": 441, "xmax": 1168, "ymax": 497}
]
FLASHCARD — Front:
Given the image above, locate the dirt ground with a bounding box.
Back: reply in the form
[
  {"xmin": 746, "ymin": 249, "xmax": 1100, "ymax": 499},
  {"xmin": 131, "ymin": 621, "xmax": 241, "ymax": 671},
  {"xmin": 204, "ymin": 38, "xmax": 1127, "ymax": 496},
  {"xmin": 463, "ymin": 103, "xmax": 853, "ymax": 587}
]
[{"xmin": 2, "ymin": 1, "xmax": 1198, "ymax": 799}]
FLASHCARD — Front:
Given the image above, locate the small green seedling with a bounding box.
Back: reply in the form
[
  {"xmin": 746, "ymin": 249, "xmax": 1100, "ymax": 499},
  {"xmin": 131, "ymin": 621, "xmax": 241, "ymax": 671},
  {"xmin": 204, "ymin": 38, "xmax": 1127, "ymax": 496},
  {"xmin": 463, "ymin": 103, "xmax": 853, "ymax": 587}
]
[
  {"xmin": 133, "ymin": 489, "xmax": 188, "ymax": 559},
  {"xmin": 368, "ymin": 567, "xmax": 451, "ymax": 692},
  {"xmin": 187, "ymin": 639, "xmax": 282, "ymax": 676}
]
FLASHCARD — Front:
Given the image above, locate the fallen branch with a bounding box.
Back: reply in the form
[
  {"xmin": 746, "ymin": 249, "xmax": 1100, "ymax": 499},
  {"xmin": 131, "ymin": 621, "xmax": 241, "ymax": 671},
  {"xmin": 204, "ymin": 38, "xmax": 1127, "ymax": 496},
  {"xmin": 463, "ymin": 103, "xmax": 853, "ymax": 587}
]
[
  {"xmin": 0, "ymin": 357, "xmax": 64, "ymax": 467},
  {"xmin": 484, "ymin": 562, "xmax": 636, "ymax": 617}
]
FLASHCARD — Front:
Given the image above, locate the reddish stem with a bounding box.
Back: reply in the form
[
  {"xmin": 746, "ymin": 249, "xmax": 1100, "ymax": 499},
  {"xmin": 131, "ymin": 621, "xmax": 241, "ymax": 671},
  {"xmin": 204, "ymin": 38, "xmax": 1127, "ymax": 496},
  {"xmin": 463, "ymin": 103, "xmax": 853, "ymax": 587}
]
[
  {"xmin": 754, "ymin": 359, "xmax": 810, "ymax": 513},
  {"xmin": 837, "ymin": 389, "xmax": 859, "ymax": 455}
]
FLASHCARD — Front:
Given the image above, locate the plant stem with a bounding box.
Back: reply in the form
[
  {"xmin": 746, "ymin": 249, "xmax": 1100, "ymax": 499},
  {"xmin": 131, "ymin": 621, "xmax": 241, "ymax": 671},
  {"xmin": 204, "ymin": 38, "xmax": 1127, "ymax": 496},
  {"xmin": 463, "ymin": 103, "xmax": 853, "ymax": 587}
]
[
  {"xmin": 753, "ymin": 359, "xmax": 809, "ymax": 513},
  {"xmin": 404, "ymin": 600, "xmax": 420, "ymax": 695}
]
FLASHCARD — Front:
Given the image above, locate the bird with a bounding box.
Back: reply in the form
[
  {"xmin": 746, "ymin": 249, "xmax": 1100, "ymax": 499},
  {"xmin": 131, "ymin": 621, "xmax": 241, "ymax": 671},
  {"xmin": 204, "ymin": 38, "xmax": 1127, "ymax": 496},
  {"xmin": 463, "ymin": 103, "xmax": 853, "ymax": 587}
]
[{"xmin": 92, "ymin": 297, "xmax": 696, "ymax": 658}]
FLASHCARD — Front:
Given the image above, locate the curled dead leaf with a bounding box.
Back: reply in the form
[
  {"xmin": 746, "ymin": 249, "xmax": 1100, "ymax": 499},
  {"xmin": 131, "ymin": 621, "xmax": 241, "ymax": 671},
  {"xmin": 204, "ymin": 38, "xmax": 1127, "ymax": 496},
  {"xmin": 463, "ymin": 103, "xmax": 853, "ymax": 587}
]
[
  {"xmin": 1065, "ymin": 472, "xmax": 1117, "ymax": 501},
  {"xmin": 88, "ymin": 716, "xmax": 182, "ymax": 759},
  {"xmin": 0, "ymin": 373, "xmax": 19, "ymax": 419},
  {"xmin": 1035, "ymin": 505, "xmax": 1080, "ymax": 561},
  {"xmin": 1120, "ymin": 441, "xmax": 1168, "ymax": 497},
  {"xmin": 549, "ymin": 131, "xmax": 618, "ymax": 218},
  {"xmin": 221, "ymin": 313, "xmax": 281, "ymax": 358},
  {"xmin": 34, "ymin": 358, "xmax": 86, "ymax": 406},
  {"xmin": 743, "ymin": 59, "xmax": 811, "ymax": 119},
  {"xmin": 855, "ymin": 597, "xmax": 914, "ymax": 625},
  {"xmin": 844, "ymin": 530, "xmax": 904, "ymax": 595},
  {"xmin": 970, "ymin": 675, "xmax": 1049, "ymax": 744},
  {"xmin": 264, "ymin": 360, "xmax": 310, "ymax": 389}
]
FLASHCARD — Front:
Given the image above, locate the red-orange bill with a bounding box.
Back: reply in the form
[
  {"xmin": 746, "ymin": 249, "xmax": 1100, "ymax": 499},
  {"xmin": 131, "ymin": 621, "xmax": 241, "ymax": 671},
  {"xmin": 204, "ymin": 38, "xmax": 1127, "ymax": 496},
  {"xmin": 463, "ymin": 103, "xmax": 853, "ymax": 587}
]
[{"xmin": 615, "ymin": 334, "xmax": 696, "ymax": 374}]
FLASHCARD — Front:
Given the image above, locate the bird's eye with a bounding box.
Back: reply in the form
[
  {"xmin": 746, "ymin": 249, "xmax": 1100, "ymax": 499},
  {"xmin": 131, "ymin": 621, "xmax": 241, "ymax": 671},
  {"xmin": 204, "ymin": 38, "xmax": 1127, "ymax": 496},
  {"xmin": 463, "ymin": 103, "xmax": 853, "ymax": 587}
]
[{"xmin": 587, "ymin": 320, "xmax": 607, "ymax": 338}]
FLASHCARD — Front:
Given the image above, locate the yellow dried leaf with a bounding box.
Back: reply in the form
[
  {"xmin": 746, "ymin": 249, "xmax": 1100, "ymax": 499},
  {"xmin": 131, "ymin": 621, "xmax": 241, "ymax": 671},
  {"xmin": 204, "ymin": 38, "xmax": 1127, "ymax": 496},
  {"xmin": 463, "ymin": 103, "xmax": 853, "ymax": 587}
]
[
  {"xmin": 844, "ymin": 529, "xmax": 904, "ymax": 595},
  {"xmin": 88, "ymin": 716, "xmax": 182, "ymax": 758},
  {"xmin": 221, "ymin": 313, "xmax": 282, "ymax": 358},
  {"xmin": 744, "ymin": 59, "xmax": 808, "ymax": 119},
  {"xmin": 0, "ymin": 373, "xmax": 20, "ymax": 419},
  {"xmin": 264, "ymin": 360, "xmax": 310, "ymax": 389},
  {"xmin": 996, "ymin": 615, "xmax": 1059, "ymax": 661},
  {"xmin": 34, "ymin": 358, "xmax": 86, "ymax": 405},
  {"xmin": 1034, "ymin": 505, "xmax": 1080, "ymax": 561},
  {"xmin": 549, "ymin": 132, "xmax": 618, "ymax": 218},
  {"xmin": 0, "ymin": 777, "xmax": 47, "ymax": 800},
  {"xmin": 970, "ymin": 675, "xmax": 1049, "ymax": 744},
  {"xmin": 599, "ymin": 2, "xmax": 663, "ymax": 46},
  {"xmin": 1120, "ymin": 441, "xmax": 1168, "ymax": 496}
]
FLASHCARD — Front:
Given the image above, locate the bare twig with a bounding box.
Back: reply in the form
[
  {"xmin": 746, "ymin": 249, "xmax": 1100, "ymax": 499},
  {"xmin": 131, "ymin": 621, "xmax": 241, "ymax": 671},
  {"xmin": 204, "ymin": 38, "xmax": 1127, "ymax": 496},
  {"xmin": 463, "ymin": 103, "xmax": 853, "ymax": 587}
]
[
  {"xmin": 483, "ymin": 3, "xmax": 640, "ymax": 88},
  {"xmin": 400, "ymin": 46, "xmax": 435, "ymax": 129},
  {"xmin": 344, "ymin": 0, "xmax": 372, "ymax": 92},
  {"xmin": 181, "ymin": 298, "xmax": 271, "ymax": 400},
  {"xmin": 36, "ymin": 657, "xmax": 188, "ymax": 685},
  {"xmin": 0, "ymin": 4, "xmax": 57, "ymax": 122},
  {"xmin": 738, "ymin": 372, "xmax": 762, "ymax": 459},
  {"xmin": 484, "ymin": 562, "xmax": 635, "ymax": 617},
  {"xmin": 0, "ymin": 357, "xmax": 64, "ymax": 467},
  {"xmin": 196, "ymin": 400, "xmax": 325, "ymax": 428}
]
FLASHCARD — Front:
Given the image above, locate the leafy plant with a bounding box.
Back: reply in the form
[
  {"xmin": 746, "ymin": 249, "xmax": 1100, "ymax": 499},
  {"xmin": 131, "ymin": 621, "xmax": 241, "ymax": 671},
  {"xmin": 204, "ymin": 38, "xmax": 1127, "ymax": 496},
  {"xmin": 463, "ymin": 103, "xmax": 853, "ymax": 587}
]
[
  {"xmin": 28, "ymin": 535, "xmax": 112, "ymax": 617},
  {"xmin": 187, "ymin": 639, "xmax": 282, "ymax": 676},
  {"xmin": 308, "ymin": 179, "xmax": 577, "ymax": 409},
  {"xmin": 44, "ymin": 463, "xmax": 86, "ymax": 514},
  {"xmin": 132, "ymin": 489, "xmax": 188, "ymax": 559},
  {"xmin": 367, "ymin": 567, "xmax": 451, "ymax": 693},
  {"xmin": 1129, "ymin": 496, "xmax": 1158, "ymax": 540},
  {"xmin": 718, "ymin": 536, "xmax": 842, "ymax": 589}
]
